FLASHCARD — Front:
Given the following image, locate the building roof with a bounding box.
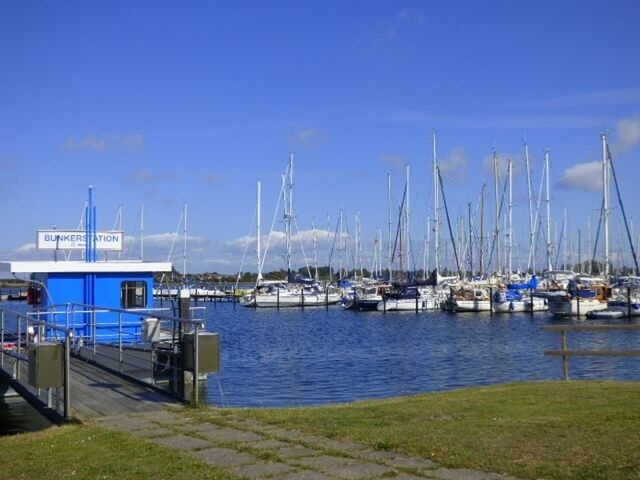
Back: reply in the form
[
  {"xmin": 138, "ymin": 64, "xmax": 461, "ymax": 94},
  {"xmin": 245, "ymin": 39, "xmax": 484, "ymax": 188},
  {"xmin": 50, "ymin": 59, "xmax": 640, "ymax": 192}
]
[{"xmin": 0, "ymin": 260, "xmax": 173, "ymax": 274}]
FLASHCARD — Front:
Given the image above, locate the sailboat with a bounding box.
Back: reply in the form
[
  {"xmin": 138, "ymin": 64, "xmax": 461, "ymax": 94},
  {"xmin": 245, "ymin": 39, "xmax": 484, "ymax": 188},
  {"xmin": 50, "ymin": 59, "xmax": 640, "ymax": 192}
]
[
  {"xmin": 547, "ymin": 135, "xmax": 613, "ymax": 317},
  {"xmin": 243, "ymin": 155, "xmax": 341, "ymax": 308}
]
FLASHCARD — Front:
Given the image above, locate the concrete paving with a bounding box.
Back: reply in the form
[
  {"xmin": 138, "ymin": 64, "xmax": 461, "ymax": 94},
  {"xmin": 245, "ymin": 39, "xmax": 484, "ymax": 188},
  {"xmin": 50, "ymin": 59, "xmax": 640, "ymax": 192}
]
[{"xmin": 94, "ymin": 409, "xmax": 520, "ymax": 480}]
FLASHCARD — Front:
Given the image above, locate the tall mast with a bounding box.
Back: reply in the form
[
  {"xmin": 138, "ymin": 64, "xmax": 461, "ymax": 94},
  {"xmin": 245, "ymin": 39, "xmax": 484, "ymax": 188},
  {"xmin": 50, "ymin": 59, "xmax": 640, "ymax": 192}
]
[
  {"xmin": 508, "ymin": 159, "xmax": 513, "ymax": 277},
  {"xmin": 355, "ymin": 211, "xmax": 360, "ymax": 279},
  {"xmin": 284, "ymin": 154, "xmax": 294, "ymax": 281},
  {"xmin": 602, "ymin": 133, "xmax": 610, "ymax": 277},
  {"xmin": 493, "ymin": 149, "xmax": 501, "ymax": 276},
  {"xmin": 480, "ymin": 183, "xmax": 486, "ymax": 276},
  {"xmin": 387, "ymin": 171, "xmax": 393, "ymax": 282},
  {"xmin": 545, "ymin": 149, "xmax": 553, "ymax": 271},
  {"xmin": 257, "ymin": 180, "xmax": 262, "ymax": 282},
  {"xmin": 524, "ymin": 141, "xmax": 535, "ymax": 273},
  {"xmin": 183, "ymin": 203, "xmax": 188, "ymax": 282},
  {"xmin": 405, "ymin": 164, "xmax": 410, "ymax": 279},
  {"xmin": 433, "ymin": 132, "xmax": 439, "ymax": 276},
  {"xmin": 139, "ymin": 203, "xmax": 144, "ymax": 261},
  {"xmin": 468, "ymin": 202, "xmax": 473, "ymax": 277},
  {"xmin": 312, "ymin": 220, "xmax": 318, "ymax": 281}
]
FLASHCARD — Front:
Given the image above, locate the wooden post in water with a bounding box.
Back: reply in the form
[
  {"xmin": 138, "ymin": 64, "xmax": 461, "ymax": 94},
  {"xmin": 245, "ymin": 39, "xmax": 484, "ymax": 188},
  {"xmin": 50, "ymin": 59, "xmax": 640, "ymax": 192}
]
[
  {"xmin": 529, "ymin": 289, "xmax": 534, "ymax": 318},
  {"xmin": 628, "ymin": 286, "xmax": 631, "ymax": 319},
  {"xmin": 561, "ymin": 329, "xmax": 569, "ymax": 380},
  {"xmin": 301, "ymin": 287, "xmax": 305, "ymax": 310},
  {"xmin": 415, "ymin": 294, "xmax": 419, "ymax": 314},
  {"xmin": 489, "ymin": 287, "xmax": 493, "ymax": 315},
  {"xmin": 277, "ymin": 287, "xmax": 280, "ymax": 310},
  {"xmin": 576, "ymin": 293, "xmax": 580, "ymax": 317},
  {"xmin": 325, "ymin": 285, "xmax": 329, "ymax": 310}
]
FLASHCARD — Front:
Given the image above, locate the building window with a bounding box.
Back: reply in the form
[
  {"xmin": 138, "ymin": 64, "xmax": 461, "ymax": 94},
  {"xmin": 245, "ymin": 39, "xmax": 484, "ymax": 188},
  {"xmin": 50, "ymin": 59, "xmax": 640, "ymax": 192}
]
[{"xmin": 121, "ymin": 281, "xmax": 147, "ymax": 308}]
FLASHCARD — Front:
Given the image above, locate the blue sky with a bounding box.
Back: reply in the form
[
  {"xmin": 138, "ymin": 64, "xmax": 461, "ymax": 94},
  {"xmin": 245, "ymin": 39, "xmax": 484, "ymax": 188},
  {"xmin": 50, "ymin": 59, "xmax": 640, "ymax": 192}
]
[{"xmin": 1, "ymin": 1, "xmax": 640, "ymax": 275}]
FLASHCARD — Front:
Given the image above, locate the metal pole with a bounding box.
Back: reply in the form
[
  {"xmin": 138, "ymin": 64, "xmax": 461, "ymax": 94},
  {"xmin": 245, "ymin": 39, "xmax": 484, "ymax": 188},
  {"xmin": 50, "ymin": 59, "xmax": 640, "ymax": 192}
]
[
  {"xmin": 64, "ymin": 332, "xmax": 71, "ymax": 420},
  {"xmin": 561, "ymin": 329, "xmax": 569, "ymax": 380},
  {"xmin": 193, "ymin": 323, "xmax": 199, "ymax": 406},
  {"xmin": 118, "ymin": 312, "xmax": 123, "ymax": 373},
  {"xmin": 1, "ymin": 310, "xmax": 4, "ymax": 368}
]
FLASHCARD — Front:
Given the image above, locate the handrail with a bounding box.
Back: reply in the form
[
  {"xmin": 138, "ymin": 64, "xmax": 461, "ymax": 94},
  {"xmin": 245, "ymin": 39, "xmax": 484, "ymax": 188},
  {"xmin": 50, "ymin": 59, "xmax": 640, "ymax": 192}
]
[
  {"xmin": 0, "ymin": 307, "xmax": 73, "ymax": 420},
  {"xmin": 1, "ymin": 301, "xmax": 209, "ymax": 420},
  {"xmin": 544, "ymin": 324, "xmax": 640, "ymax": 380}
]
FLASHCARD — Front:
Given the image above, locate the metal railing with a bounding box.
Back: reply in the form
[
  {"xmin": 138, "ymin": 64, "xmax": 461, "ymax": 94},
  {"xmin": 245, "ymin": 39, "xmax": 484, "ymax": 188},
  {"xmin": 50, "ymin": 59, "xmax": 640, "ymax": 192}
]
[
  {"xmin": 544, "ymin": 324, "xmax": 640, "ymax": 380},
  {"xmin": 1, "ymin": 302, "xmax": 210, "ymax": 420},
  {"xmin": 0, "ymin": 307, "xmax": 73, "ymax": 420}
]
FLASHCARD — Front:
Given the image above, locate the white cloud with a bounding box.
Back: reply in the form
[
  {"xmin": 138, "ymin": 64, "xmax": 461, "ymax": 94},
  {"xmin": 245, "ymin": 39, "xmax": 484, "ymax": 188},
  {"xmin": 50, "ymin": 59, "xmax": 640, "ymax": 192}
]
[
  {"xmin": 64, "ymin": 133, "xmax": 144, "ymax": 153},
  {"xmin": 557, "ymin": 161, "xmax": 602, "ymax": 192},
  {"xmin": 382, "ymin": 155, "xmax": 408, "ymax": 169},
  {"xmin": 16, "ymin": 242, "xmax": 36, "ymax": 253},
  {"xmin": 125, "ymin": 170, "xmax": 178, "ymax": 183},
  {"xmin": 290, "ymin": 128, "xmax": 324, "ymax": 148},
  {"xmin": 390, "ymin": 8, "xmax": 424, "ymax": 37},
  {"xmin": 438, "ymin": 147, "xmax": 469, "ymax": 184},
  {"xmin": 615, "ymin": 115, "xmax": 640, "ymax": 152}
]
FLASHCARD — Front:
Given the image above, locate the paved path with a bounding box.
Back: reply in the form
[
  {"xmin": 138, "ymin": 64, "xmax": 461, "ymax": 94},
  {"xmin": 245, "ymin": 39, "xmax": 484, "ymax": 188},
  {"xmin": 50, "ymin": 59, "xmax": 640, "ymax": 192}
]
[{"xmin": 94, "ymin": 409, "xmax": 520, "ymax": 480}]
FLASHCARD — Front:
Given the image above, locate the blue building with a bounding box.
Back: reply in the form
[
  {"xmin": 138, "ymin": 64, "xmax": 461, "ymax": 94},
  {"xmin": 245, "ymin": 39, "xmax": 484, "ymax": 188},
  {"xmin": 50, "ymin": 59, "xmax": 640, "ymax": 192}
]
[{"xmin": 0, "ymin": 260, "xmax": 172, "ymax": 342}]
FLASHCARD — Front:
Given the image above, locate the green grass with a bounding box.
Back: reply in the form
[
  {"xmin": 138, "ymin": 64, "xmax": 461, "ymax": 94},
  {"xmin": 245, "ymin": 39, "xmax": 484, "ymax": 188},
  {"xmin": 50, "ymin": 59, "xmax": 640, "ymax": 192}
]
[
  {"xmin": 225, "ymin": 381, "xmax": 640, "ymax": 480},
  {"xmin": 0, "ymin": 424, "xmax": 240, "ymax": 480},
  {"xmin": 2, "ymin": 381, "xmax": 639, "ymax": 480}
]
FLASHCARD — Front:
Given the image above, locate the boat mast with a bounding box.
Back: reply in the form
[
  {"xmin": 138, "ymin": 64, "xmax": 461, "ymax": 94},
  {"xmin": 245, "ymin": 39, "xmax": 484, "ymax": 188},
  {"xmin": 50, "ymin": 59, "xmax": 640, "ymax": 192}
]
[
  {"xmin": 468, "ymin": 202, "xmax": 473, "ymax": 277},
  {"xmin": 183, "ymin": 203, "xmax": 188, "ymax": 282},
  {"xmin": 508, "ymin": 158, "xmax": 513, "ymax": 277},
  {"xmin": 405, "ymin": 164, "xmax": 410, "ymax": 280},
  {"xmin": 493, "ymin": 149, "xmax": 501, "ymax": 276},
  {"xmin": 312, "ymin": 219, "xmax": 318, "ymax": 281},
  {"xmin": 284, "ymin": 154, "xmax": 294, "ymax": 282},
  {"xmin": 139, "ymin": 203, "xmax": 144, "ymax": 261},
  {"xmin": 257, "ymin": 180, "xmax": 262, "ymax": 283},
  {"xmin": 480, "ymin": 183, "xmax": 485, "ymax": 276},
  {"xmin": 387, "ymin": 171, "xmax": 393, "ymax": 282},
  {"xmin": 524, "ymin": 141, "xmax": 535, "ymax": 274},
  {"xmin": 545, "ymin": 149, "xmax": 553, "ymax": 272},
  {"xmin": 433, "ymin": 132, "xmax": 439, "ymax": 278},
  {"xmin": 601, "ymin": 133, "xmax": 610, "ymax": 277}
]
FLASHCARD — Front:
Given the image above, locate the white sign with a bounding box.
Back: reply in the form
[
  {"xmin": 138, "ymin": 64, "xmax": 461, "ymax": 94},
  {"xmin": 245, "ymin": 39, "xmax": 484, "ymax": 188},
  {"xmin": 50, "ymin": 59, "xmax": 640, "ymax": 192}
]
[{"xmin": 37, "ymin": 230, "xmax": 124, "ymax": 251}]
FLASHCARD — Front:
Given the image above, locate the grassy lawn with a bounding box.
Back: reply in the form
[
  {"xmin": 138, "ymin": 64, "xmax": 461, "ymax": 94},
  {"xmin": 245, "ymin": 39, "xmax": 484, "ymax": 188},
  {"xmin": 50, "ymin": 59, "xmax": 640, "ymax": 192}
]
[
  {"xmin": 0, "ymin": 423, "xmax": 240, "ymax": 480},
  {"xmin": 1, "ymin": 381, "xmax": 638, "ymax": 480},
  {"xmin": 228, "ymin": 381, "xmax": 640, "ymax": 480}
]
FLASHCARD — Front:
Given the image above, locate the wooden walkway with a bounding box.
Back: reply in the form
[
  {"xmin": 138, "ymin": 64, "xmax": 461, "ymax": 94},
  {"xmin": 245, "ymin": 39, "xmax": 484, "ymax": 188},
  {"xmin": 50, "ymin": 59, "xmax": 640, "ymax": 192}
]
[
  {"xmin": 1, "ymin": 349, "xmax": 182, "ymax": 422},
  {"xmin": 69, "ymin": 356, "xmax": 178, "ymax": 419}
]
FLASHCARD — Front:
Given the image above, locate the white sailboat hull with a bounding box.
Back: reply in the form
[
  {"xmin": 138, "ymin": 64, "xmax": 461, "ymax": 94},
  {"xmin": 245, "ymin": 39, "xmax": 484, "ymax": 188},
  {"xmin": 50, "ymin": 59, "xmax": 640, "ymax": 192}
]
[
  {"xmin": 547, "ymin": 297, "xmax": 608, "ymax": 317},
  {"xmin": 376, "ymin": 298, "xmax": 426, "ymax": 311}
]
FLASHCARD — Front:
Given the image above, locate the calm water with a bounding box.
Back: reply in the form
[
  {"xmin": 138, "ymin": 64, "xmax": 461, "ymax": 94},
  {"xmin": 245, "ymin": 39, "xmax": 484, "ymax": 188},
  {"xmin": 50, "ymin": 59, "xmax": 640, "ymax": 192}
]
[
  {"xmin": 203, "ymin": 302, "xmax": 640, "ymax": 407},
  {"xmin": 2, "ymin": 299, "xmax": 639, "ymax": 432}
]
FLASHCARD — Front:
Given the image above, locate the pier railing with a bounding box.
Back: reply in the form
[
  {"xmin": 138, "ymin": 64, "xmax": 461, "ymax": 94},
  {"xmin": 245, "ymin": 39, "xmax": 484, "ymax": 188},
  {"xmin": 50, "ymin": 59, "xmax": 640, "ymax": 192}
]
[
  {"xmin": 544, "ymin": 324, "xmax": 640, "ymax": 380},
  {"xmin": 1, "ymin": 302, "xmax": 213, "ymax": 420},
  {"xmin": 0, "ymin": 307, "xmax": 73, "ymax": 420}
]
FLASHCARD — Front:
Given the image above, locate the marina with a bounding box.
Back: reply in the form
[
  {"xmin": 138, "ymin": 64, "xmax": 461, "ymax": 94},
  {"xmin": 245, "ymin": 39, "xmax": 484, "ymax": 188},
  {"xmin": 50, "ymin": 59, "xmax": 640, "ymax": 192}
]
[{"xmin": 199, "ymin": 300, "xmax": 640, "ymax": 407}]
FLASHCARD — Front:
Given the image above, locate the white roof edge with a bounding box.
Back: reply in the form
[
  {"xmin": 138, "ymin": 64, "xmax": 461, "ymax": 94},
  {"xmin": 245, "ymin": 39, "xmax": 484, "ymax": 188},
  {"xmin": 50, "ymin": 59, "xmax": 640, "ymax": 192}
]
[{"xmin": 0, "ymin": 260, "xmax": 173, "ymax": 274}]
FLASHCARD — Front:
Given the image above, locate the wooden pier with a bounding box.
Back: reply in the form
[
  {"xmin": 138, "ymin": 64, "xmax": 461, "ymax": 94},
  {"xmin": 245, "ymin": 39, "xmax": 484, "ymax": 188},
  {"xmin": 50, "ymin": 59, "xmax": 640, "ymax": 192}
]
[{"xmin": 1, "ymin": 345, "xmax": 182, "ymax": 422}]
